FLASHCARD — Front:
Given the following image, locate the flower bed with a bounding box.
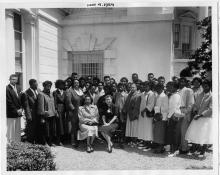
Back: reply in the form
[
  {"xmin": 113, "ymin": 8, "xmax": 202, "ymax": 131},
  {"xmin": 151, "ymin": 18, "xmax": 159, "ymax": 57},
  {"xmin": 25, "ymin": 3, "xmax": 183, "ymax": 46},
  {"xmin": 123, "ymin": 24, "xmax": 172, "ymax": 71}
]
[{"xmin": 7, "ymin": 141, "xmax": 56, "ymax": 171}]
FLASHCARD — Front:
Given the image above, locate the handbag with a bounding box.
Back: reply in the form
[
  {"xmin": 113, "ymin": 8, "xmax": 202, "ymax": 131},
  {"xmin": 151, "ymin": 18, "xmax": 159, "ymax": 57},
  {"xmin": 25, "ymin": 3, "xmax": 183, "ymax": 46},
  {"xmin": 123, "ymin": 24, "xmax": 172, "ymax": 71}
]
[
  {"xmin": 146, "ymin": 108, "xmax": 155, "ymax": 118},
  {"xmin": 153, "ymin": 106, "xmax": 163, "ymax": 123},
  {"xmin": 153, "ymin": 113, "xmax": 163, "ymax": 123}
]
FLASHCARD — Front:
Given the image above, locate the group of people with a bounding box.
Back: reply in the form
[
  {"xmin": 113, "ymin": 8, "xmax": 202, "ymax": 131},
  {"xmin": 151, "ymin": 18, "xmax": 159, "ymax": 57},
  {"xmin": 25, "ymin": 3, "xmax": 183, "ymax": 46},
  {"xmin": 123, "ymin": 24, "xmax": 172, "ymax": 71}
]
[{"xmin": 6, "ymin": 72, "xmax": 212, "ymax": 157}]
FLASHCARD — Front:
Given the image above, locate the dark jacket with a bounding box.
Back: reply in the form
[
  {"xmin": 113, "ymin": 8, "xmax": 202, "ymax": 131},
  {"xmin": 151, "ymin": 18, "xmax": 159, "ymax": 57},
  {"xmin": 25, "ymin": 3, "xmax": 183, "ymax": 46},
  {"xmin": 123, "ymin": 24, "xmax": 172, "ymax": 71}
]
[
  {"xmin": 65, "ymin": 87, "xmax": 84, "ymax": 117},
  {"xmin": 6, "ymin": 84, "xmax": 22, "ymax": 118},
  {"xmin": 122, "ymin": 91, "xmax": 141, "ymax": 121},
  {"xmin": 22, "ymin": 88, "xmax": 40, "ymax": 120},
  {"xmin": 53, "ymin": 89, "xmax": 66, "ymax": 113}
]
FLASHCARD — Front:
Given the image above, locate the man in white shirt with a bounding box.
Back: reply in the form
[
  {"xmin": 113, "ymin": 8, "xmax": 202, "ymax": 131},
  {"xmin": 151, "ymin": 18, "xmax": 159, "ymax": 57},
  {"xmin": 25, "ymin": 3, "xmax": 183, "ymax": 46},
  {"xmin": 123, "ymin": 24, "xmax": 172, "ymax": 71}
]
[
  {"xmin": 166, "ymin": 81, "xmax": 182, "ymax": 156},
  {"xmin": 153, "ymin": 84, "xmax": 168, "ymax": 153},
  {"xmin": 177, "ymin": 77, "xmax": 194, "ymax": 154}
]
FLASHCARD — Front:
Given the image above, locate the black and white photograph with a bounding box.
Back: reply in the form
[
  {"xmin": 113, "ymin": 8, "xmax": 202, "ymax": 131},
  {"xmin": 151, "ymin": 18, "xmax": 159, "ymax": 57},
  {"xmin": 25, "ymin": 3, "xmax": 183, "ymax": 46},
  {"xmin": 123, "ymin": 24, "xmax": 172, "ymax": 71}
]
[{"xmin": 0, "ymin": 0, "xmax": 219, "ymax": 174}]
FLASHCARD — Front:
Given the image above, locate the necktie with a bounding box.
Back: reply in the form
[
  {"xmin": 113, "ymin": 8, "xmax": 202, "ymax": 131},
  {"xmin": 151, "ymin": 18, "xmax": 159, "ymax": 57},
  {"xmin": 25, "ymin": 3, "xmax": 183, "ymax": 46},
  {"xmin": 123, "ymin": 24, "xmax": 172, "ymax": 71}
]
[{"xmin": 13, "ymin": 86, "xmax": 18, "ymax": 97}]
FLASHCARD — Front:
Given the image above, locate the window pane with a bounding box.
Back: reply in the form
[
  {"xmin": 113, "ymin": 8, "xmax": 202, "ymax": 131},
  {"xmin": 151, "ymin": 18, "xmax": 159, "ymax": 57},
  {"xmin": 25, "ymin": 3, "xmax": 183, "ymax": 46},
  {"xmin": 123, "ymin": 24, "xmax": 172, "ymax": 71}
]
[
  {"xmin": 14, "ymin": 13, "xmax": 22, "ymax": 32},
  {"xmin": 174, "ymin": 24, "xmax": 180, "ymax": 48},
  {"xmin": 15, "ymin": 52, "xmax": 22, "ymax": 72},
  {"xmin": 182, "ymin": 25, "xmax": 191, "ymax": 44},
  {"xmin": 15, "ymin": 32, "xmax": 22, "ymax": 52},
  {"xmin": 71, "ymin": 51, "xmax": 104, "ymax": 80}
]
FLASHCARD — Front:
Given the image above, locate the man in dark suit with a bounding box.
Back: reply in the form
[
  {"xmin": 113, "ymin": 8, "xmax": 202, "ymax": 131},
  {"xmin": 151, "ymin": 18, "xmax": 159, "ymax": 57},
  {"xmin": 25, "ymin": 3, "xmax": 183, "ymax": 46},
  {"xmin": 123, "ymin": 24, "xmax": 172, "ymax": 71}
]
[
  {"xmin": 22, "ymin": 79, "xmax": 40, "ymax": 144},
  {"xmin": 6, "ymin": 74, "xmax": 23, "ymax": 142}
]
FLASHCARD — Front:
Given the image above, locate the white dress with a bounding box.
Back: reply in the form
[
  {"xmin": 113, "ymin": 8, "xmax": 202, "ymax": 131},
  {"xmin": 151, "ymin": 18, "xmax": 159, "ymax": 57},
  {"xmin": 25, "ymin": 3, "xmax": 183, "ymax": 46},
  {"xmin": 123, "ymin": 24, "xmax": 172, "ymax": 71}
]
[
  {"xmin": 185, "ymin": 117, "xmax": 212, "ymax": 145},
  {"xmin": 137, "ymin": 91, "xmax": 155, "ymax": 141},
  {"xmin": 185, "ymin": 92, "xmax": 212, "ymax": 145},
  {"xmin": 126, "ymin": 117, "xmax": 139, "ymax": 137}
]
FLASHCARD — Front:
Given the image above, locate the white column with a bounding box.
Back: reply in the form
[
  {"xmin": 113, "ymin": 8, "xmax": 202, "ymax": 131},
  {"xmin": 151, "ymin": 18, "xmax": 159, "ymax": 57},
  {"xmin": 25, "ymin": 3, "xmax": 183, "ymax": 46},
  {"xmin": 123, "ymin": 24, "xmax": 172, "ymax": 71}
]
[
  {"xmin": 23, "ymin": 12, "xmax": 38, "ymax": 88},
  {"xmin": 5, "ymin": 10, "xmax": 15, "ymax": 78},
  {"xmin": 0, "ymin": 9, "xmax": 7, "ymax": 170}
]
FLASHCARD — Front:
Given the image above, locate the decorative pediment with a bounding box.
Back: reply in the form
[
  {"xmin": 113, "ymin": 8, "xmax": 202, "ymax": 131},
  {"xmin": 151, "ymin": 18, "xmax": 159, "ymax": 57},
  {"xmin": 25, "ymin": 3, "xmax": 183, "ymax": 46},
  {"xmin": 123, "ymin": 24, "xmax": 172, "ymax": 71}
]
[
  {"xmin": 63, "ymin": 33, "xmax": 116, "ymax": 51},
  {"xmin": 179, "ymin": 11, "xmax": 197, "ymax": 20}
]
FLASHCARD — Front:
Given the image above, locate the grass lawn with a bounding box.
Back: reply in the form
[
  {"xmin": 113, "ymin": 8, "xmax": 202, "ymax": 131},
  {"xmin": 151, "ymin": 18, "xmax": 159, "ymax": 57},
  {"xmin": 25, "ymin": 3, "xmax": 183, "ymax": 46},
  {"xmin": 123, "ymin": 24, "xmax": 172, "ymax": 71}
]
[{"xmin": 51, "ymin": 140, "xmax": 212, "ymax": 170}]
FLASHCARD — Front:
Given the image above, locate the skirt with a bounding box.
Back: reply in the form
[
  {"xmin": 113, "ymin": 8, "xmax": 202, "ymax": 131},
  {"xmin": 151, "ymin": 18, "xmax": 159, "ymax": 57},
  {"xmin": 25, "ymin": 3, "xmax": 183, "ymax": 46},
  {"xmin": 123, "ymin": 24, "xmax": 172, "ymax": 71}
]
[
  {"xmin": 78, "ymin": 124, "xmax": 98, "ymax": 140},
  {"xmin": 185, "ymin": 117, "xmax": 212, "ymax": 145},
  {"xmin": 56, "ymin": 104, "xmax": 65, "ymax": 135},
  {"xmin": 43, "ymin": 116, "xmax": 56, "ymax": 138},
  {"xmin": 99, "ymin": 123, "xmax": 118, "ymax": 137},
  {"xmin": 166, "ymin": 118, "xmax": 180, "ymax": 145},
  {"xmin": 153, "ymin": 120, "xmax": 167, "ymax": 144},
  {"xmin": 137, "ymin": 114, "xmax": 153, "ymax": 141},
  {"xmin": 125, "ymin": 116, "xmax": 139, "ymax": 138}
]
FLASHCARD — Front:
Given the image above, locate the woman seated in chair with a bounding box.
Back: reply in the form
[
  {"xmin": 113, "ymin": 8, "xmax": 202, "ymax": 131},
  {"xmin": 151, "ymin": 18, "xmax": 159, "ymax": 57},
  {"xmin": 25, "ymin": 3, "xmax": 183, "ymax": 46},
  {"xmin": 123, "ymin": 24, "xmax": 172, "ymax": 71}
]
[
  {"xmin": 78, "ymin": 95, "xmax": 99, "ymax": 153},
  {"xmin": 99, "ymin": 95, "xmax": 119, "ymax": 153}
]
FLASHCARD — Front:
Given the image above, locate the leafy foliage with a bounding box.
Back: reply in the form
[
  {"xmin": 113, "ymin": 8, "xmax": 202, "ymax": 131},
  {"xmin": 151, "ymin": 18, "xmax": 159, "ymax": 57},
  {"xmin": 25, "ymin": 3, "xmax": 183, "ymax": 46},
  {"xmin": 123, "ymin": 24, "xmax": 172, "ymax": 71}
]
[
  {"xmin": 7, "ymin": 141, "xmax": 56, "ymax": 171},
  {"xmin": 188, "ymin": 16, "xmax": 212, "ymax": 79}
]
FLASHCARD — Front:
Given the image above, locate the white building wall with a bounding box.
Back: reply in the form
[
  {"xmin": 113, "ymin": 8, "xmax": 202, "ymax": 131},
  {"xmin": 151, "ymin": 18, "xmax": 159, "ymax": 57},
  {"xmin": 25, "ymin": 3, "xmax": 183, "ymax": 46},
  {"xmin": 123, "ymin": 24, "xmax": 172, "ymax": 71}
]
[
  {"xmin": 37, "ymin": 9, "xmax": 63, "ymax": 90},
  {"xmin": 62, "ymin": 8, "xmax": 173, "ymax": 82}
]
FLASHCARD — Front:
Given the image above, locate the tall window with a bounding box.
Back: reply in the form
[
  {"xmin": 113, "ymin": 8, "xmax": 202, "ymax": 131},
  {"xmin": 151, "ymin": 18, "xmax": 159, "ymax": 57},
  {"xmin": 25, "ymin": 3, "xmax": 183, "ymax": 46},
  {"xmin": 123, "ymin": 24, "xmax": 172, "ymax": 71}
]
[
  {"xmin": 68, "ymin": 51, "xmax": 104, "ymax": 80},
  {"xmin": 173, "ymin": 22, "xmax": 195, "ymax": 59},
  {"xmin": 14, "ymin": 12, "xmax": 23, "ymax": 87},
  {"xmin": 182, "ymin": 25, "xmax": 192, "ymax": 58}
]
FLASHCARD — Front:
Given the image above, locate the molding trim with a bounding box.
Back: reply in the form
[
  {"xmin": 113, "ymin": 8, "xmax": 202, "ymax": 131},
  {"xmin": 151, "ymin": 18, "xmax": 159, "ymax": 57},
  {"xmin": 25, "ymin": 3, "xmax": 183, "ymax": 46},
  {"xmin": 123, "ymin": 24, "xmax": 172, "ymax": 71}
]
[
  {"xmin": 38, "ymin": 9, "xmax": 62, "ymax": 27},
  {"xmin": 172, "ymin": 59, "xmax": 195, "ymax": 63},
  {"xmin": 5, "ymin": 9, "xmax": 14, "ymax": 18},
  {"xmin": 61, "ymin": 13, "xmax": 174, "ymax": 26}
]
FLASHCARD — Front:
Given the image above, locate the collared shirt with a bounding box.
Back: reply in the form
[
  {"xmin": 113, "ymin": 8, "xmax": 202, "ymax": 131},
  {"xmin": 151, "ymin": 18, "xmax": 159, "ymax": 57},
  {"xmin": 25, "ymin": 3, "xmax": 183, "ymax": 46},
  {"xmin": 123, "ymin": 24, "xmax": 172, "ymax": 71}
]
[
  {"xmin": 10, "ymin": 84, "xmax": 18, "ymax": 97},
  {"xmin": 114, "ymin": 91, "xmax": 128, "ymax": 112},
  {"xmin": 58, "ymin": 89, "xmax": 64, "ymax": 96},
  {"xmin": 73, "ymin": 87, "xmax": 84, "ymax": 96},
  {"xmin": 154, "ymin": 91, "xmax": 168, "ymax": 121},
  {"xmin": 179, "ymin": 87, "xmax": 194, "ymax": 116},
  {"xmin": 30, "ymin": 88, "xmax": 38, "ymax": 99},
  {"xmin": 94, "ymin": 89, "xmax": 105, "ymax": 105},
  {"xmin": 179, "ymin": 87, "xmax": 194, "ymax": 108},
  {"xmin": 167, "ymin": 92, "xmax": 181, "ymax": 119},
  {"xmin": 145, "ymin": 90, "xmax": 156, "ymax": 112},
  {"xmin": 78, "ymin": 105, "xmax": 99, "ymax": 124}
]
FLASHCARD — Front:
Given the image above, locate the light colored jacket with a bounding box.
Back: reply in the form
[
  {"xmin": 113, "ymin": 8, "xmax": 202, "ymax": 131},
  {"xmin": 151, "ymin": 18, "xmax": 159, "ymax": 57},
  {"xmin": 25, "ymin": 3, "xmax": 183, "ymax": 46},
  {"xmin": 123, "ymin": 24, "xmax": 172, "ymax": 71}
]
[
  {"xmin": 179, "ymin": 87, "xmax": 194, "ymax": 120},
  {"xmin": 78, "ymin": 105, "xmax": 99, "ymax": 125},
  {"xmin": 194, "ymin": 91, "xmax": 212, "ymax": 118}
]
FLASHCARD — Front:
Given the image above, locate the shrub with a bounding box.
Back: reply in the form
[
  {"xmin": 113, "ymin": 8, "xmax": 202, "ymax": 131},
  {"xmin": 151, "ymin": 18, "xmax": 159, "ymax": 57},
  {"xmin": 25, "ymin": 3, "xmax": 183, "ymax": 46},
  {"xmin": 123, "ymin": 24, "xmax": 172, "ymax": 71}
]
[{"xmin": 7, "ymin": 141, "xmax": 56, "ymax": 171}]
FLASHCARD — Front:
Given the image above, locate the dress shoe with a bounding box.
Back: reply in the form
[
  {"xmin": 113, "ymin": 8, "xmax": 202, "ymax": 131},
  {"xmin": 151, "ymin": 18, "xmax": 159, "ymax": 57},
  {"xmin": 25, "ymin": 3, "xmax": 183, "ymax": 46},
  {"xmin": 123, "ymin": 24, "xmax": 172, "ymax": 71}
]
[
  {"xmin": 90, "ymin": 146, "xmax": 94, "ymax": 152},
  {"xmin": 86, "ymin": 146, "xmax": 91, "ymax": 153},
  {"xmin": 72, "ymin": 143, "xmax": 79, "ymax": 149},
  {"xmin": 108, "ymin": 145, "xmax": 112, "ymax": 153}
]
